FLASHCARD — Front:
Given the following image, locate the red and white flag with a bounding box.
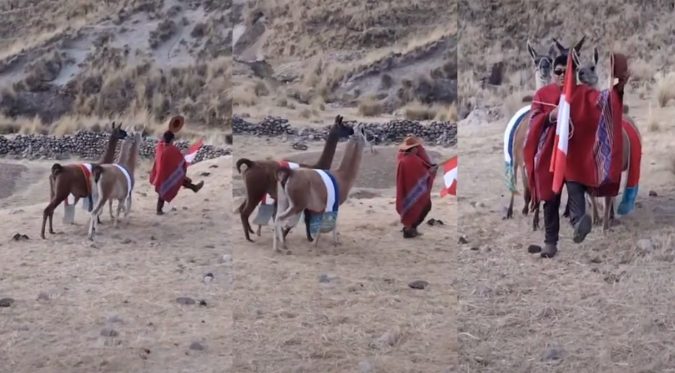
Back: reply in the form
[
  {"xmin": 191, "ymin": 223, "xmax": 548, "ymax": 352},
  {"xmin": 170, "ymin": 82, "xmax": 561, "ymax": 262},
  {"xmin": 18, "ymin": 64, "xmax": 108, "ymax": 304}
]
[
  {"xmin": 184, "ymin": 139, "xmax": 203, "ymax": 165},
  {"xmin": 550, "ymin": 52, "xmax": 575, "ymax": 194},
  {"xmin": 440, "ymin": 156, "xmax": 457, "ymax": 197}
]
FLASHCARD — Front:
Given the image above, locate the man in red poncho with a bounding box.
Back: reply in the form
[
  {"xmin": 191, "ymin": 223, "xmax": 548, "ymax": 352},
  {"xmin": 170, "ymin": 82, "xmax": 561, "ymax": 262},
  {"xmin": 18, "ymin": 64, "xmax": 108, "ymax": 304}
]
[
  {"xmin": 396, "ymin": 135, "xmax": 438, "ymax": 238},
  {"xmin": 525, "ymin": 53, "xmax": 629, "ymax": 257},
  {"xmin": 150, "ymin": 131, "xmax": 205, "ymax": 215}
]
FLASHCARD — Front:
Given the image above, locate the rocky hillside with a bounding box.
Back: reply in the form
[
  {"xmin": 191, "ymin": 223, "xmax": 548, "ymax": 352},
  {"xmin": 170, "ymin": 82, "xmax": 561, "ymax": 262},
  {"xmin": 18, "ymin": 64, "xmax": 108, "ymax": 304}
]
[
  {"xmin": 459, "ymin": 0, "xmax": 675, "ymax": 118},
  {"xmin": 0, "ymin": 0, "xmax": 232, "ymax": 135},
  {"xmin": 232, "ymin": 0, "xmax": 457, "ymax": 120}
]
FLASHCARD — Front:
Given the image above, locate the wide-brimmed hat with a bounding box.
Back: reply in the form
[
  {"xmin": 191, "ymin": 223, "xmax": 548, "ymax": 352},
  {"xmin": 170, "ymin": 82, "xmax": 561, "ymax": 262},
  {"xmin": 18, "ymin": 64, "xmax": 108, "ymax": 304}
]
[
  {"xmin": 399, "ymin": 135, "xmax": 422, "ymax": 151},
  {"xmin": 167, "ymin": 115, "xmax": 185, "ymax": 133}
]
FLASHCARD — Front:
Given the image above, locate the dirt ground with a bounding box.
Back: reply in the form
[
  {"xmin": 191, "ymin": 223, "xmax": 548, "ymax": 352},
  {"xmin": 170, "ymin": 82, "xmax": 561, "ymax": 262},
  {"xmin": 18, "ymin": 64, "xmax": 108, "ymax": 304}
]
[
  {"xmin": 232, "ymin": 136, "xmax": 457, "ymax": 372},
  {"xmin": 0, "ymin": 156, "xmax": 232, "ymax": 373},
  {"xmin": 458, "ymin": 94, "xmax": 675, "ymax": 372}
]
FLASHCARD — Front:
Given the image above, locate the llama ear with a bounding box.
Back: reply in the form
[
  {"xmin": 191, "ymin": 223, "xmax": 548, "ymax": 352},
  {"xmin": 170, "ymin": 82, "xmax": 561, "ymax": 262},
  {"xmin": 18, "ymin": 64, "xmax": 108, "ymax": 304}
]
[
  {"xmin": 573, "ymin": 35, "xmax": 586, "ymax": 53},
  {"xmin": 547, "ymin": 44, "xmax": 558, "ymax": 58},
  {"xmin": 111, "ymin": 121, "xmax": 116, "ymax": 129},
  {"xmin": 526, "ymin": 41, "xmax": 537, "ymax": 62},
  {"xmin": 552, "ymin": 37, "xmax": 567, "ymax": 54},
  {"xmin": 593, "ymin": 47, "xmax": 599, "ymax": 65}
]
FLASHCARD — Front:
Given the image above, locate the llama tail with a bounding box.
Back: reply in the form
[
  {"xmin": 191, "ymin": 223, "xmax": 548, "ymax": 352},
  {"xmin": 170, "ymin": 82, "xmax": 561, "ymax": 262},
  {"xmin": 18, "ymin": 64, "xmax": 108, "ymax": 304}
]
[
  {"xmin": 276, "ymin": 166, "xmax": 294, "ymax": 185},
  {"xmin": 91, "ymin": 165, "xmax": 104, "ymax": 184},
  {"xmin": 235, "ymin": 158, "xmax": 255, "ymax": 174},
  {"xmin": 51, "ymin": 163, "xmax": 64, "ymax": 178}
]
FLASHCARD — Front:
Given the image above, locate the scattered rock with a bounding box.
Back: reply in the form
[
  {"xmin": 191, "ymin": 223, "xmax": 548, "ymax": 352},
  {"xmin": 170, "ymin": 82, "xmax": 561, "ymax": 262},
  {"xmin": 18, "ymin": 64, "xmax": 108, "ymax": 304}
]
[
  {"xmin": 0, "ymin": 131, "xmax": 230, "ymax": 162},
  {"xmin": 458, "ymin": 236, "xmax": 469, "ymax": 244},
  {"xmin": 318, "ymin": 273, "xmax": 331, "ymax": 283},
  {"xmin": 542, "ymin": 347, "xmax": 564, "ymax": 364},
  {"xmin": 11, "ymin": 233, "xmax": 29, "ymax": 241},
  {"xmin": 107, "ymin": 315, "xmax": 123, "ymax": 323},
  {"xmin": 176, "ymin": 297, "xmax": 196, "ymax": 305},
  {"xmin": 408, "ymin": 280, "xmax": 429, "ymax": 289},
  {"xmin": 233, "ymin": 116, "xmax": 457, "ymax": 147},
  {"xmin": 199, "ymin": 300, "xmax": 207, "ymax": 306},
  {"xmin": 120, "ymin": 238, "xmax": 134, "ymax": 244},
  {"xmin": 189, "ymin": 342, "xmax": 205, "ymax": 351},
  {"xmin": 0, "ymin": 298, "xmax": 15, "ymax": 307},
  {"xmin": 649, "ymin": 190, "xmax": 658, "ymax": 197},
  {"xmin": 636, "ymin": 239, "xmax": 654, "ymax": 253},
  {"xmin": 100, "ymin": 328, "xmax": 119, "ymax": 337},
  {"xmin": 199, "ymin": 172, "xmax": 211, "ymax": 177},
  {"xmin": 203, "ymin": 273, "xmax": 214, "ymax": 283},
  {"xmin": 36, "ymin": 292, "xmax": 50, "ymax": 301},
  {"xmin": 358, "ymin": 361, "xmax": 375, "ymax": 372}
]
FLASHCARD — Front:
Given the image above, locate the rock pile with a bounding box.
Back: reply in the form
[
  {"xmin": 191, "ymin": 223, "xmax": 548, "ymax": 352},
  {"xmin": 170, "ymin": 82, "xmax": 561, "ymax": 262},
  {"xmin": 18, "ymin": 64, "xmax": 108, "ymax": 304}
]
[
  {"xmin": 232, "ymin": 116, "xmax": 457, "ymax": 147},
  {"xmin": 0, "ymin": 131, "xmax": 231, "ymax": 163}
]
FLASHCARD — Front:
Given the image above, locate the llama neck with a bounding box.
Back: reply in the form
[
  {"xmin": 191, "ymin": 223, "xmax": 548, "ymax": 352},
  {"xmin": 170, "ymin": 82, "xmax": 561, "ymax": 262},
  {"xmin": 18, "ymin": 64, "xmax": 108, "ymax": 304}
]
[
  {"xmin": 100, "ymin": 132, "xmax": 120, "ymax": 164},
  {"xmin": 116, "ymin": 139, "xmax": 132, "ymax": 164},
  {"xmin": 123, "ymin": 136, "xmax": 140, "ymax": 175},
  {"xmin": 535, "ymin": 75, "xmax": 546, "ymax": 90},
  {"xmin": 335, "ymin": 138, "xmax": 364, "ymax": 201},
  {"xmin": 311, "ymin": 127, "xmax": 341, "ymax": 169}
]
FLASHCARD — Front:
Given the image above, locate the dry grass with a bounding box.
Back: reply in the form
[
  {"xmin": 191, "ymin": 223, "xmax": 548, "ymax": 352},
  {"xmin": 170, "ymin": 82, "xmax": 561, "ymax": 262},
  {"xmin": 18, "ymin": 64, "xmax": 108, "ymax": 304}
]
[
  {"xmin": 0, "ymin": 0, "xmax": 232, "ymax": 134},
  {"xmin": 233, "ymin": 0, "xmax": 457, "ymax": 119},
  {"xmin": 459, "ymin": 100, "xmax": 675, "ymax": 371},
  {"xmin": 459, "ymin": 0, "xmax": 675, "ymax": 118}
]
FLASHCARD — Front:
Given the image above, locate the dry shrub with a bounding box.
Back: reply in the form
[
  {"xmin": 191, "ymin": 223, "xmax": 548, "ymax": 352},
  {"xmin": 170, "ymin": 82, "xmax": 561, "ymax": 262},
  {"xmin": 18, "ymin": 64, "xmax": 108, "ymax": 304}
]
[
  {"xmin": 647, "ymin": 103, "xmax": 660, "ymax": 132},
  {"xmin": 654, "ymin": 72, "xmax": 675, "ymax": 107},
  {"xmin": 404, "ymin": 101, "xmax": 437, "ymax": 121},
  {"xmin": 358, "ymin": 97, "xmax": 383, "ymax": 117},
  {"xmin": 435, "ymin": 103, "xmax": 458, "ymax": 122}
]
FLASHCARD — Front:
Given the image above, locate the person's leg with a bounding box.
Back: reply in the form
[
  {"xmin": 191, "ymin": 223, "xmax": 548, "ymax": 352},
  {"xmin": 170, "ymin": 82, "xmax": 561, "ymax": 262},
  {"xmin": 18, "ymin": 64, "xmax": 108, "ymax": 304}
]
[
  {"xmin": 541, "ymin": 192, "xmax": 562, "ymax": 257},
  {"xmin": 182, "ymin": 178, "xmax": 204, "ymax": 193},
  {"xmin": 566, "ymin": 181, "xmax": 592, "ymax": 243},
  {"xmin": 156, "ymin": 196, "xmax": 165, "ymax": 215},
  {"xmin": 412, "ymin": 201, "xmax": 432, "ymax": 232}
]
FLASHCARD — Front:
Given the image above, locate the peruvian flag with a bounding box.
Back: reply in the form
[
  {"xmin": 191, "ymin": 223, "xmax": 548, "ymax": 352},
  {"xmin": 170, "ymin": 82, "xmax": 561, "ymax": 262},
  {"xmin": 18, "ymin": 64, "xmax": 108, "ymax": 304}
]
[
  {"xmin": 550, "ymin": 52, "xmax": 575, "ymax": 194},
  {"xmin": 184, "ymin": 139, "xmax": 203, "ymax": 165},
  {"xmin": 440, "ymin": 156, "xmax": 457, "ymax": 197}
]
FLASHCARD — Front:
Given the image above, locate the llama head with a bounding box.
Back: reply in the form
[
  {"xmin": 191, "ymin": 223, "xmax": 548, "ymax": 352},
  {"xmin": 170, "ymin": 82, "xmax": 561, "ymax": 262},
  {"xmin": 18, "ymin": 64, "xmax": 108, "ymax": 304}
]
[
  {"xmin": 526, "ymin": 41, "xmax": 554, "ymax": 89},
  {"xmin": 111, "ymin": 122, "xmax": 128, "ymax": 140},
  {"xmin": 552, "ymin": 35, "xmax": 586, "ymax": 57},
  {"xmin": 330, "ymin": 115, "xmax": 355, "ymax": 139},
  {"xmin": 574, "ymin": 47, "xmax": 599, "ymax": 88},
  {"xmin": 352, "ymin": 123, "xmax": 375, "ymax": 154}
]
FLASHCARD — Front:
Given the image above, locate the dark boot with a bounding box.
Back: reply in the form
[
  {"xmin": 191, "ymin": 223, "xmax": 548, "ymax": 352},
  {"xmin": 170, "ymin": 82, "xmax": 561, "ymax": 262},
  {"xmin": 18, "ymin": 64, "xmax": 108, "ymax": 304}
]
[
  {"xmin": 540, "ymin": 243, "xmax": 558, "ymax": 258},
  {"xmin": 573, "ymin": 214, "xmax": 592, "ymax": 243},
  {"xmin": 186, "ymin": 180, "xmax": 204, "ymax": 193},
  {"xmin": 403, "ymin": 228, "xmax": 419, "ymax": 238},
  {"xmin": 156, "ymin": 198, "xmax": 165, "ymax": 215}
]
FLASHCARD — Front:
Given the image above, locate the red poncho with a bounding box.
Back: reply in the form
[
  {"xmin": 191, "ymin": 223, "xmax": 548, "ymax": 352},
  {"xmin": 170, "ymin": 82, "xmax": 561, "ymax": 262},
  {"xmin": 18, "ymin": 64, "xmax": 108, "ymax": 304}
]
[
  {"xmin": 150, "ymin": 141, "xmax": 186, "ymax": 203},
  {"xmin": 395, "ymin": 145, "xmax": 436, "ymax": 228},
  {"xmin": 524, "ymin": 83, "xmax": 624, "ymax": 203}
]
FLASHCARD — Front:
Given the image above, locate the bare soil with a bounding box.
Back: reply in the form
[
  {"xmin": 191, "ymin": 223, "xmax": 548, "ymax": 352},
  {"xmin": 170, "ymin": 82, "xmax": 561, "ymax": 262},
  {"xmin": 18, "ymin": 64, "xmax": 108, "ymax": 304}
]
[
  {"xmin": 232, "ymin": 137, "xmax": 458, "ymax": 372},
  {"xmin": 0, "ymin": 157, "xmax": 232, "ymax": 373}
]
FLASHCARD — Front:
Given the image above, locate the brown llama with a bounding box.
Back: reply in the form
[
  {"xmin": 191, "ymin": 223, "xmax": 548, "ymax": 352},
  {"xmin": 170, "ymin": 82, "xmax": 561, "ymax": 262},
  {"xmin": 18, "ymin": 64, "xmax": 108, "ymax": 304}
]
[
  {"xmin": 41, "ymin": 122, "xmax": 128, "ymax": 239},
  {"xmin": 272, "ymin": 123, "xmax": 373, "ymax": 252},
  {"xmin": 235, "ymin": 115, "xmax": 354, "ymax": 242},
  {"xmin": 88, "ymin": 130, "xmax": 143, "ymax": 239}
]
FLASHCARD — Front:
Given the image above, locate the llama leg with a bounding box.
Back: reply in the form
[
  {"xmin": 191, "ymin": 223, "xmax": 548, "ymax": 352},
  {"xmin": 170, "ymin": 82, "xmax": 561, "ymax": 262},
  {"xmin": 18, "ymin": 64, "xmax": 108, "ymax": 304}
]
[
  {"xmin": 602, "ymin": 196, "xmax": 612, "ymax": 232},
  {"xmin": 124, "ymin": 195, "xmax": 132, "ymax": 217},
  {"xmin": 109, "ymin": 200, "xmax": 114, "ymax": 219},
  {"xmin": 42, "ymin": 185, "xmax": 70, "ymax": 239},
  {"xmin": 532, "ymin": 202, "xmax": 540, "ymax": 231},
  {"xmin": 88, "ymin": 195, "xmax": 108, "ymax": 239},
  {"xmin": 236, "ymin": 199, "xmax": 255, "ymax": 234},
  {"xmin": 332, "ymin": 220, "xmax": 340, "ymax": 245},
  {"xmin": 240, "ymin": 200, "xmax": 258, "ymax": 242},
  {"xmin": 505, "ymin": 194, "xmax": 514, "ymax": 219},
  {"xmin": 114, "ymin": 199, "xmax": 125, "ymax": 228}
]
